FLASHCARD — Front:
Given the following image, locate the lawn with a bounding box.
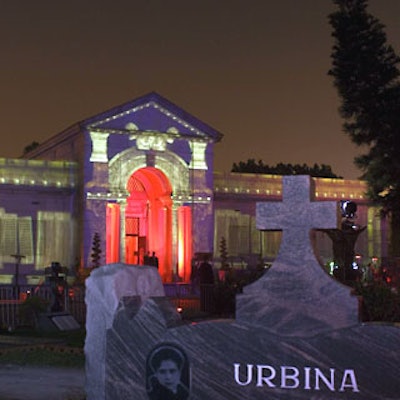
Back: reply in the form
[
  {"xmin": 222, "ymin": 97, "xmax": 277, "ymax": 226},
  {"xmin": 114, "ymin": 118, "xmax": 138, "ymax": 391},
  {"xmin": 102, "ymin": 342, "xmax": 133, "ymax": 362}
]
[{"xmin": 0, "ymin": 327, "xmax": 86, "ymax": 368}]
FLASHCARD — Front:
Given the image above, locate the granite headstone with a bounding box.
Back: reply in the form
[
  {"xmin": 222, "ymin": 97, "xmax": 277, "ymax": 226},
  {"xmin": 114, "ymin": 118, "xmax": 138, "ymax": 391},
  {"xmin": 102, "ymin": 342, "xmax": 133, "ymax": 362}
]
[{"xmin": 85, "ymin": 176, "xmax": 400, "ymax": 400}]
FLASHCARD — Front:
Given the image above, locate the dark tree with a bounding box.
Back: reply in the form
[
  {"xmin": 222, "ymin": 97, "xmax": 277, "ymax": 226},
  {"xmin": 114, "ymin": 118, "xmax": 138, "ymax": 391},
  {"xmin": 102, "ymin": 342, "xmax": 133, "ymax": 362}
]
[
  {"xmin": 23, "ymin": 141, "xmax": 40, "ymax": 154},
  {"xmin": 231, "ymin": 159, "xmax": 341, "ymax": 178},
  {"xmin": 219, "ymin": 236, "xmax": 230, "ymax": 271},
  {"xmin": 91, "ymin": 232, "xmax": 102, "ymax": 268},
  {"xmin": 328, "ymin": 0, "xmax": 400, "ymax": 256}
]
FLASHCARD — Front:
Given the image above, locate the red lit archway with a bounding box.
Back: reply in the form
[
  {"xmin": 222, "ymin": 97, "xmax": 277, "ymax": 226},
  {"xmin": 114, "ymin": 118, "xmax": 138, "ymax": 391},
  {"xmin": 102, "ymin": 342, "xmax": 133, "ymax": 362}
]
[
  {"xmin": 106, "ymin": 166, "xmax": 193, "ymax": 282},
  {"xmin": 125, "ymin": 167, "xmax": 173, "ymax": 281}
]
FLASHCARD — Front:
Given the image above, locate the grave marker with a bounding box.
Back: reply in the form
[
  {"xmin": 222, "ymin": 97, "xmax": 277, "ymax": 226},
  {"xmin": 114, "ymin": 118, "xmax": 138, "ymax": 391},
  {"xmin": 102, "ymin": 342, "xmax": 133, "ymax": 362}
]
[
  {"xmin": 236, "ymin": 175, "xmax": 359, "ymax": 336},
  {"xmin": 85, "ymin": 176, "xmax": 400, "ymax": 400}
]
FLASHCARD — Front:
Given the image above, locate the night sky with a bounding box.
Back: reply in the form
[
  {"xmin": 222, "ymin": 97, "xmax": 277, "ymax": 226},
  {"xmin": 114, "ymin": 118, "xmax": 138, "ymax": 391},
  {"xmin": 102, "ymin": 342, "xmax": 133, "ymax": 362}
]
[{"xmin": 1, "ymin": 0, "xmax": 399, "ymax": 180}]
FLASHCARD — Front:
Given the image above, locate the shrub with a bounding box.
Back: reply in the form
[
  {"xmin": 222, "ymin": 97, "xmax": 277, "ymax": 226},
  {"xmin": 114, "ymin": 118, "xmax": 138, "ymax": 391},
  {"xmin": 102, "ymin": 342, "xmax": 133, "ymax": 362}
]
[
  {"xmin": 355, "ymin": 281, "xmax": 400, "ymax": 322},
  {"xmin": 18, "ymin": 296, "xmax": 49, "ymax": 328}
]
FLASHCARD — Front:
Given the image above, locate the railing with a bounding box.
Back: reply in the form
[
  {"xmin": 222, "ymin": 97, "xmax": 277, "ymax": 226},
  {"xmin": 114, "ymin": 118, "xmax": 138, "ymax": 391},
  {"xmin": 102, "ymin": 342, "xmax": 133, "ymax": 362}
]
[
  {"xmin": 164, "ymin": 283, "xmax": 203, "ymax": 314},
  {"xmin": 163, "ymin": 283, "xmax": 194, "ymax": 298},
  {"xmin": 0, "ymin": 299, "xmax": 19, "ymax": 330},
  {"xmin": 0, "ymin": 285, "xmax": 86, "ymax": 329},
  {"xmin": 0, "ymin": 283, "xmax": 202, "ymax": 329}
]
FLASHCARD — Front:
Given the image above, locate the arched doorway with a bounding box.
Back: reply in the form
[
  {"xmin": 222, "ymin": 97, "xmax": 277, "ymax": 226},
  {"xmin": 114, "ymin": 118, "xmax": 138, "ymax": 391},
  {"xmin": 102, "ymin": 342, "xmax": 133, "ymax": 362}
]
[
  {"xmin": 106, "ymin": 164, "xmax": 193, "ymax": 282},
  {"xmin": 125, "ymin": 167, "xmax": 173, "ymax": 281}
]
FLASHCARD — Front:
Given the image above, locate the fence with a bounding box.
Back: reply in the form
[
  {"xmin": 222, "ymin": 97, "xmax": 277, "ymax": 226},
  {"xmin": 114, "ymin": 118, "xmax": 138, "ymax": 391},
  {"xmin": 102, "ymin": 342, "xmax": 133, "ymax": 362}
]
[
  {"xmin": 0, "ymin": 283, "xmax": 202, "ymax": 329},
  {"xmin": 0, "ymin": 284, "xmax": 86, "ymax": 329},
  {"xmin": 164, "ymin": 283, "xmax": 213, "ymax": 314}
]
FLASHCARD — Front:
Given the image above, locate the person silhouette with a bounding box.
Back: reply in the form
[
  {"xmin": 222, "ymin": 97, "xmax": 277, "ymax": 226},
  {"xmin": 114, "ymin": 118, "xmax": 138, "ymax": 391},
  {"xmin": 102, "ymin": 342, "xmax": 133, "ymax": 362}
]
[{"xmin": 149, "ymin": 251, "xmax": 159, "ymax": 269}]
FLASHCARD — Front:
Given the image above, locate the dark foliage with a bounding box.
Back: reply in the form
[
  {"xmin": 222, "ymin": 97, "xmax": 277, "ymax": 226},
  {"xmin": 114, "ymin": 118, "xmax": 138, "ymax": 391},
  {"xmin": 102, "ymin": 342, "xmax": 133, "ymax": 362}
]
[
  {"xmin": 18, "ymin": 296, "xmax": 49, "ymax": 328},
  {"xmin": 231, "ymin": 159, "xmax": 341, "ymax": 178},
  {"xmin": 328, "ymin": 0, "xmax": 400, "ymax": 255},
  {"xmin": 219, "ymin": 237, "xmax": 230, "ymax": 271},
  {"xmin": 355, "ymin": 280, "xmax": 400, "ymax": 322},
  {"xmin": 212, "ymin": 267, "xmax": 266, "ymax": 317},
  {"xmin": 91, "ymin": 232, "xmax": 102, "ymax": 269},
  {"xmin": 23, "ymin": 141, "xmax": 40, "ymax": 154}
]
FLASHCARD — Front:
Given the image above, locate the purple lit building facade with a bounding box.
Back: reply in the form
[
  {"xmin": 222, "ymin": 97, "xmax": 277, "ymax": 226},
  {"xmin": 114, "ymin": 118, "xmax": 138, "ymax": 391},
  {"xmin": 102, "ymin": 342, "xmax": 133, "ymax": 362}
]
[{"xmin": 0, "ymin": 93, "xmax": 385, "ymax": 285}]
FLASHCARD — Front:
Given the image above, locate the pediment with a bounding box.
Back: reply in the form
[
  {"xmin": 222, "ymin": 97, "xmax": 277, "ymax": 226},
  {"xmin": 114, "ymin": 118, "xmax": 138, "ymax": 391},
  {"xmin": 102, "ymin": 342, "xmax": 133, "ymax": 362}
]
[{"xmin": 82, "ymin": 92, "xmax": 223, "ymax": 143}]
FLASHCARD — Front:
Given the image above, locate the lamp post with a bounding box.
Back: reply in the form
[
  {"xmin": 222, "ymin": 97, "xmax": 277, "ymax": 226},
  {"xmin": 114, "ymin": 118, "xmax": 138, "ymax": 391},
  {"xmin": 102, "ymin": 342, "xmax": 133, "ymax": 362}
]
[
  {"xmin": 249, "ymin": 213, "xmax": 252, "ymax": 255},
  {"xmin": 319, "ymin": 200, "xmax": 365, "ymax": 284},
  {"xmin": 11, "ymin": 253, "xmax": 25, "ymax": 299}
]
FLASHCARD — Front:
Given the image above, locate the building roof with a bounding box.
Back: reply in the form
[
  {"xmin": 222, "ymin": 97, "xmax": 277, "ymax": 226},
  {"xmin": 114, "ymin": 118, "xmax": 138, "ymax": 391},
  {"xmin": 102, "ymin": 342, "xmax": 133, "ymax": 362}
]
[{"xmin": 82, "ymin": 91, "xmax": 224, "ymax": 143}]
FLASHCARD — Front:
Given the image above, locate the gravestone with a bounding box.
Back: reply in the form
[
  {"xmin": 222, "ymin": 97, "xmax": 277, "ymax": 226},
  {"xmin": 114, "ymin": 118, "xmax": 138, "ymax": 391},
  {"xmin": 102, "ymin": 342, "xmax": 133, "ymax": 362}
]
[
  {"xmin": 45, "ymin": 261, "xmax": 68, "ymax": 312},
  {"xmin": 84, "ymin": 263, "xmax": 168, "ymax": 400},
  {"xmin": 85, "ymin": 176, "xmax": 400, "ymax": 400},
  {"xmin": 37, "ymin": 261, "xmax": 80, "ymax": 332}
]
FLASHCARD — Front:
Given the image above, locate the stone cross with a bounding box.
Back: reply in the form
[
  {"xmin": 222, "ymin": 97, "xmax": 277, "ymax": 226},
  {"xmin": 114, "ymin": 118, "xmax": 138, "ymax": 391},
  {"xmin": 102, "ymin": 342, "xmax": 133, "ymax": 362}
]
[
  {"xmin": 236, "ymin": 175, "xmax": 359, "ymax": 336},
  {"xmin": 256, "ymin": 174, "xmax": 339, "ymax": 266}
]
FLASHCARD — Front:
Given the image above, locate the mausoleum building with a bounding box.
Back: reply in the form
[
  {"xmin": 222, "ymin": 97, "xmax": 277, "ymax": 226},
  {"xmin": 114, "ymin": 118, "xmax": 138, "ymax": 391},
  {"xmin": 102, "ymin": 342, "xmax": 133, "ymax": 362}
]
[{"xmin": 0, "ymin": 92, "xmax": 385, "ymax": 284}]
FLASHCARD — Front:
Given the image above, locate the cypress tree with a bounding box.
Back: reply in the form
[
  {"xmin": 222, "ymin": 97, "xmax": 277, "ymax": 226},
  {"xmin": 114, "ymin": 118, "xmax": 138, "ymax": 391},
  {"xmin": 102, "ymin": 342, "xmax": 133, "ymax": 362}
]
[
  {"xmin": 329, "ymin": 0, "xmax": 400, "ymax": 256},
  {"xmin": 91, "ymin": 232, "xmax": 102, "ymax": 269}
]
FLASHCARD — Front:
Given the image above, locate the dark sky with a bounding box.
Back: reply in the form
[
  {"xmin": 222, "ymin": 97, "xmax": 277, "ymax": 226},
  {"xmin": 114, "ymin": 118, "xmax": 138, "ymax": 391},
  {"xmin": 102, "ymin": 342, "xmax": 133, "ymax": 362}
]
[{"xmin": 1, "ymin": 1, "xmax": 399, "ymax": 180}]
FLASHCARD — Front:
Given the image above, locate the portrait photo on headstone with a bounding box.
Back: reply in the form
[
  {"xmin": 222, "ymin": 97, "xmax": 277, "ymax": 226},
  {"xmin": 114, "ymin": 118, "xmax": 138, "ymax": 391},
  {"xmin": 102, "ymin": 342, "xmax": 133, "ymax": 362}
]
[{"xmin": 146, "ymin": 343, "xmax": 190, "ymax": 400}]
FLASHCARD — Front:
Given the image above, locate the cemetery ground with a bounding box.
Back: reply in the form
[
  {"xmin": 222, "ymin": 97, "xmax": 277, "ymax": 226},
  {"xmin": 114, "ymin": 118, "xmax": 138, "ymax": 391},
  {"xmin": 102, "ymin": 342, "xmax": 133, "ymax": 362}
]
[
  {"xmin": 0, "ymin": 281, "xmax": 398, "ymax": 400},
  {"xmin": 0, "ymin": 327, "xmax": 85, "ymax": 400},
  {"xmin": 0, "ymin": 262, "xmax": 399, "ymax": 398}
]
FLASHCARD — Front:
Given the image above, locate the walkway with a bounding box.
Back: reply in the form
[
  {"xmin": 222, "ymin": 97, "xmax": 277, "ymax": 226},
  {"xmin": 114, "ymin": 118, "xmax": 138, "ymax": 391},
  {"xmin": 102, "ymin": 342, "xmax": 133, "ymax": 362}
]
[
  {"xmin": 0, "ymin": 364, "xmax": 85, "ymax": 400},
  {"xmin": 0, "ymin": 335, "xmax": 85, "ymax": 400}
]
